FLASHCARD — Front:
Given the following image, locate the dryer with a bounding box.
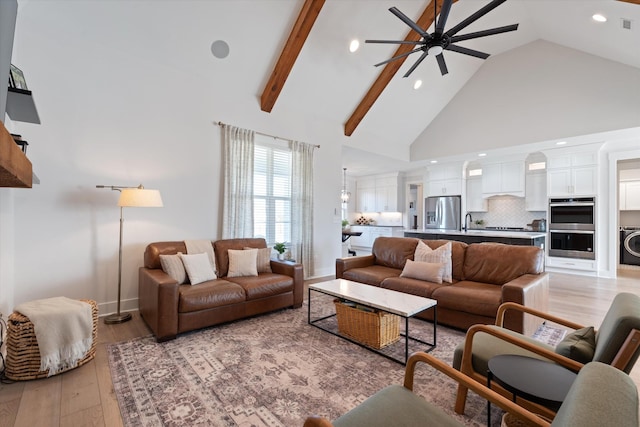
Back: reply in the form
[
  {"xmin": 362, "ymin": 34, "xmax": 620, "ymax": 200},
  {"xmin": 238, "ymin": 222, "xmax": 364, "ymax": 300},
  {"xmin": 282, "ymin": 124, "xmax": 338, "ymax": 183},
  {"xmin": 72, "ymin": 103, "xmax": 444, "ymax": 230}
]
[{"xmin": 621, "ymin": 227, "xmax": 640, "ymax": 266}]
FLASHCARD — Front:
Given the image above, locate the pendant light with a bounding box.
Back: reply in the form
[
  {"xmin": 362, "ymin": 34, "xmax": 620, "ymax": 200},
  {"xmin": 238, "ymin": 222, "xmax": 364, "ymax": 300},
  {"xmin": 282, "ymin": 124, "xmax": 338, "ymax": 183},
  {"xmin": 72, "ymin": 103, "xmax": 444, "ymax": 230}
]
[{"xmin": 341, "ymin": 168, "xmax": 350, "ymax": 204}]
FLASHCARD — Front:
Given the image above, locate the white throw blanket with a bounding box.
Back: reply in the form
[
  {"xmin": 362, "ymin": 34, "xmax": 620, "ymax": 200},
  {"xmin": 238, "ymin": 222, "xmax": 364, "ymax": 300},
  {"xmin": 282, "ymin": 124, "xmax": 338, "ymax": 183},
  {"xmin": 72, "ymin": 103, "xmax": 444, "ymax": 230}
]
[
  {"xmin": 185, "ymin": 239, "xmax": 216, "ymax": 271},
  {"xmin": 14, "ymin": 297, "xmax": 93, "ymax": 376}
]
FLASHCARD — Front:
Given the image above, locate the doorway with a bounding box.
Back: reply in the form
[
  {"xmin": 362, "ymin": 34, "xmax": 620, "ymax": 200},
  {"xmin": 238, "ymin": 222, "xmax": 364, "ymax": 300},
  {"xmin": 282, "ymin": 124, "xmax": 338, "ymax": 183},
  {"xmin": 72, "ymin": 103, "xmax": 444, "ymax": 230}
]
[
  {"xmin": 618, "ymin": 158, "xmax": 640, "ymax": 272},
  {"xmin": 407, "ymin": 183, "xmax": 423, "ymax": 230}
]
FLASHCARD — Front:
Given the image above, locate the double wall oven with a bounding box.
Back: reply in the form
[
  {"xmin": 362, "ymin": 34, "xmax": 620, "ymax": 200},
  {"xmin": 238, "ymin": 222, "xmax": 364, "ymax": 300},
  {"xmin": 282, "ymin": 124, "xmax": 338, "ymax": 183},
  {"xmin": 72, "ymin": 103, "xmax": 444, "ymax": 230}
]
[{"xmin": 548, "ymin": 197, "xmax": 595, "ymax": 260}]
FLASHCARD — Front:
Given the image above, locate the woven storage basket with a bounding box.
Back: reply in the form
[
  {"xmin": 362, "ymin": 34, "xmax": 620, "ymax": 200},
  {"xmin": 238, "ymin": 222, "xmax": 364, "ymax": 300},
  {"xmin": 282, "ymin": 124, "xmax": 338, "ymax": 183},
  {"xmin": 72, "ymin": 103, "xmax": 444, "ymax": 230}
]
[
  {"xmin": 334, "ymin": 300, "xmax": 400, "ymax": 349},
  {"xmin": 5, "ymin": 299, "xmax": 98, "ymax": 380}
]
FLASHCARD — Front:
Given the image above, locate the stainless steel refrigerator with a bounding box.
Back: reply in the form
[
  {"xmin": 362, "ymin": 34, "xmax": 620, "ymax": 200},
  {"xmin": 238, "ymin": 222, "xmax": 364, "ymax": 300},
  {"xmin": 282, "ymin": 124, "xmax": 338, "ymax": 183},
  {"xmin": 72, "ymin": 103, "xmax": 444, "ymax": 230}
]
[{"xmin": 424, "ymin": 195, "xmax": 461, "ymax": 230}]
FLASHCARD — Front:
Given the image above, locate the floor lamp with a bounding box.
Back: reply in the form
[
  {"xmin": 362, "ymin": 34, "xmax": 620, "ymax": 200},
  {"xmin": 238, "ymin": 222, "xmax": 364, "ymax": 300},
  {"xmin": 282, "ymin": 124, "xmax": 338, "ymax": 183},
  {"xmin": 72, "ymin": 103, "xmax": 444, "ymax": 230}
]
[{"xmin": 96, "ymin": 184, "xmax": 163, "ymax": 324}]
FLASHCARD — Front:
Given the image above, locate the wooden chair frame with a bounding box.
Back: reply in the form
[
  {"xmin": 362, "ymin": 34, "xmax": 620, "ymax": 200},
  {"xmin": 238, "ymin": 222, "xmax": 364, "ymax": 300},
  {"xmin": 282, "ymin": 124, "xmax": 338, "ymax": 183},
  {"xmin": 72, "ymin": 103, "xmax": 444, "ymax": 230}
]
[
  {"xmin": 455, "ymin": 301, "xmax": 640, "ymax": 416},
  {"xmin": 304, "ymin": 352, "xmax": 553, "ymax": 427}
]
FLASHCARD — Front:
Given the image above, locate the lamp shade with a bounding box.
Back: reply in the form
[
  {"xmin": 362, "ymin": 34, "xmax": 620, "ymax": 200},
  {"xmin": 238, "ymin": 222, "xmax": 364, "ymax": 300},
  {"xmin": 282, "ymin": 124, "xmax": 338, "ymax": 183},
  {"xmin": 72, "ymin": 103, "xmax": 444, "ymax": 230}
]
[{"xmin": 118, "ymin": 188, "xmax": 163, "ymax": 208}]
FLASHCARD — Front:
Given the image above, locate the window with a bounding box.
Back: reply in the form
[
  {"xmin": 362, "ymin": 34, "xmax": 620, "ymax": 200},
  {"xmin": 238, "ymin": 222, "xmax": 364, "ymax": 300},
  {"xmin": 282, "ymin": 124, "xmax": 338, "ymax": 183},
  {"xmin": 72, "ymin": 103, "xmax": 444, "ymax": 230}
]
[{"xmin": 254, "ymin": 139, "xmax": 291, "ymax": 245}]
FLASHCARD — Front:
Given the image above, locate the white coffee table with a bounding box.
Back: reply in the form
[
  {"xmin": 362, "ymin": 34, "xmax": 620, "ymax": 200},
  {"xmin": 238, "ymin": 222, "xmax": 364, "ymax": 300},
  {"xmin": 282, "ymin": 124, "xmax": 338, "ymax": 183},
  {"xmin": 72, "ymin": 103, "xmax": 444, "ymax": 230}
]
[{"xmin": 308, "ymin": 279, "xmax": 437, "ymax": 364}]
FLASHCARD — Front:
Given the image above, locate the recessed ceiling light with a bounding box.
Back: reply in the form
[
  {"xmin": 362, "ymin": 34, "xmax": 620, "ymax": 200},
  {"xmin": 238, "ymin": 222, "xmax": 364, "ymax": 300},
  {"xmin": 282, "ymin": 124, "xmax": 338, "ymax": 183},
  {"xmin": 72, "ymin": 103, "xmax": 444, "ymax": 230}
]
[
  {"xmin": 556, "ymin": 141, "xmax": 567, "ymax": 146},
  {"xmin": 592, "ymin": 14, "xmax": 607, "ymax": 23},
  {"xmin": 430, "ymin": 160, "xmax": 438, "ymax": 164},
  {"xmin": 349, "ymin": 39, "xmax": 360, "ymax": 53},
  {"xmin": 478, "ymin": 153, "xmax": 487, "ymax": 157},
  {"xmin": 413, "ymin": 80, "xmax": 422, "ymax": 90}
]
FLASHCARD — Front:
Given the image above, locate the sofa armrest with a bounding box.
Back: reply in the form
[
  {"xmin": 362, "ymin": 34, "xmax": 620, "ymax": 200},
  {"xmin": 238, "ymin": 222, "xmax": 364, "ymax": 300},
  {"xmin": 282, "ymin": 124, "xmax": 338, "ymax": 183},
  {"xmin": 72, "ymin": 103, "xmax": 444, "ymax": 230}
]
[
  {"xmin": 270, "ymin": 260, "xmax": 304, "ymax": 308},
  {"xmin": 500, "ymin": 273, "xmax": 550, "ymax": 335},
  {"xmin": 138, "ymin": 267, "xmax": 180, "ymax": 342},
  {"xmin": 304, "ymin": 352, "xmax": 552, "ymax": 427},
  {"xmin": 336, "ymin": 255, "xmax": 375, "ymax": 279}
]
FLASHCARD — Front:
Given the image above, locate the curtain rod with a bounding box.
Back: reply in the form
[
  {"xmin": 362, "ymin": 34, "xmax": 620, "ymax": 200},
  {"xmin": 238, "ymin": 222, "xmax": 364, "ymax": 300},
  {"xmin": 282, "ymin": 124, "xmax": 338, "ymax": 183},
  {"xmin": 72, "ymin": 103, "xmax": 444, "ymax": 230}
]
[{"xmin": 213, "ymin": 121, "xmax": 320, "ymax": 148}]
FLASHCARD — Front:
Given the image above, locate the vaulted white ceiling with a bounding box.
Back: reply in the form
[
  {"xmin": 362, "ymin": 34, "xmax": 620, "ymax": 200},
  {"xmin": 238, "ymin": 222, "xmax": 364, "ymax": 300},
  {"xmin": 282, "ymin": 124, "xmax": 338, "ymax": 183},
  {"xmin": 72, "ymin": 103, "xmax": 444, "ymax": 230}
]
[
  {"xmin": 14, "ymin": 0, "xmax": 640, "ymax": 177},
  {"xmin": 264, "ymin": 0, "xmax": 640, "ymax": 175}
]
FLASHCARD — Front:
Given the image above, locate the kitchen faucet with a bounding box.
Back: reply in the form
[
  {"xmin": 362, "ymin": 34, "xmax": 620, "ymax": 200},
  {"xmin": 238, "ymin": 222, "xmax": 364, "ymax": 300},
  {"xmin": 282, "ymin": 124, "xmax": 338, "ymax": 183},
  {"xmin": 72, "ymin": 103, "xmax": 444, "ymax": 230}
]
[{"xmin": 464, "ymin": 212, "xmax": 472, "ymax": 232}]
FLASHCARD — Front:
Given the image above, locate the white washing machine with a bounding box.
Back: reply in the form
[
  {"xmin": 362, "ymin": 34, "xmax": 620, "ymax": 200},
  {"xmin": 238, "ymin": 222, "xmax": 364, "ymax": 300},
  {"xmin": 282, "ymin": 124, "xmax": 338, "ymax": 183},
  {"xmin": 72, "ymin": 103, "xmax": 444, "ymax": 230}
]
[{"xmin": 621, "ymin": 227, "xmax": 640, "ymax": 266}]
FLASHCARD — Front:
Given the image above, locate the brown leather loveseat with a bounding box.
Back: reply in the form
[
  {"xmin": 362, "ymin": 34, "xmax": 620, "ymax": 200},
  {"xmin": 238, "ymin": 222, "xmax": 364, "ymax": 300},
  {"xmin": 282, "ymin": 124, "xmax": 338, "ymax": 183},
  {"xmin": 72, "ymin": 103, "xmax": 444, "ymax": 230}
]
[
  {"xmin": 336, "ymin": 237, "xmax": 548, "ymax": 335},
  {"xmin": 139, "ymin": 238, "xmax": 303, "ymax": 341}
]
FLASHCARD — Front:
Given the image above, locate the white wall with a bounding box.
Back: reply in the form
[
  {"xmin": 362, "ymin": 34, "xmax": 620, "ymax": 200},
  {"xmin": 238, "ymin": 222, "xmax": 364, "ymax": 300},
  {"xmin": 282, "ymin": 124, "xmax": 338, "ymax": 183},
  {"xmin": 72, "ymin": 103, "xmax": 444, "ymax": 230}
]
[
  {"xmin": 5, "ymin": 1, "xmax": 343, "ymax": 314},
  {"xmin": 0, "ymin": 0, "xmax": 18, "ymax": 319},
  {"xmin": 411, "ymin": 40, "xmax": 640, "ymax": 161}
]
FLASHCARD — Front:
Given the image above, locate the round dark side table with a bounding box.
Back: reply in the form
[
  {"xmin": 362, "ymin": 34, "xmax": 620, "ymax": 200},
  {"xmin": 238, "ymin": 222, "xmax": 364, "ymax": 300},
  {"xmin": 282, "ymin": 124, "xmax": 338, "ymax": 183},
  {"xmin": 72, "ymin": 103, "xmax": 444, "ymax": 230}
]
[{"xmin": 487, "ymin": 354, "xmax": 578, "ymax": 425}]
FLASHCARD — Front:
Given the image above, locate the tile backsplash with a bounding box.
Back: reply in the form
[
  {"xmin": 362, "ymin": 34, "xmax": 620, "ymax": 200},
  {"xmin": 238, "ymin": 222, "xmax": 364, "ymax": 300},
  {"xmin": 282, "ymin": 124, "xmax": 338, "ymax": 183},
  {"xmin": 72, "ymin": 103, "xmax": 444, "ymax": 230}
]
[{"xmin": 471, "ymin": 196, "xmax": 546, "ymax": 228}]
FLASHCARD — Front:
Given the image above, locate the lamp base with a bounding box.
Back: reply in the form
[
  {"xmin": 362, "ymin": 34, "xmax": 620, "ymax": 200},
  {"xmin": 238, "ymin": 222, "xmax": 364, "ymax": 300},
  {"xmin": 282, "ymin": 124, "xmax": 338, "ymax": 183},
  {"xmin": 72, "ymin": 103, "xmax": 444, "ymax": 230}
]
[{"xmin": 104, "ymin": 312, "xmax": 132, "ymax": 324}]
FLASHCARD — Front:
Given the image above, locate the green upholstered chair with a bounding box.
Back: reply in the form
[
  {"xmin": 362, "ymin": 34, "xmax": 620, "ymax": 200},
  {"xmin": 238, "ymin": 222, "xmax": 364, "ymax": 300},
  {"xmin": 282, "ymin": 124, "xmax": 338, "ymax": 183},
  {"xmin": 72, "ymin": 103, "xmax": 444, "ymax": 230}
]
[
  {"xmin": 303, "ymin": 353, "xmax": 638, "ymax": 427},
  {"xmin": 453, "ymin": 292, "xmax": 640, "ymax": 418}
]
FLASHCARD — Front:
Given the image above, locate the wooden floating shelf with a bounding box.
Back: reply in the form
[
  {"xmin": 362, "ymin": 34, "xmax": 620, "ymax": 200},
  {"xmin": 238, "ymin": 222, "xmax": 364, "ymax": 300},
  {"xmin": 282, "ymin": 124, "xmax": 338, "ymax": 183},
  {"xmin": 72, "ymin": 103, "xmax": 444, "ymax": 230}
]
[{"xmin": 0, "ymin": 121, "xmax": 32, "ymax": 188}]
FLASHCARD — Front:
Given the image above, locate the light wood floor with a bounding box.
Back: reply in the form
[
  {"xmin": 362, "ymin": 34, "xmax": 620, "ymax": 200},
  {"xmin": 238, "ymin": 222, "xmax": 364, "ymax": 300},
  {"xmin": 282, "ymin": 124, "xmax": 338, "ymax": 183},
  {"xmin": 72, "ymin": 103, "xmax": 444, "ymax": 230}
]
[{"xmin": 1, "ymin": 269, "xmax": 639, "ymax": 427}]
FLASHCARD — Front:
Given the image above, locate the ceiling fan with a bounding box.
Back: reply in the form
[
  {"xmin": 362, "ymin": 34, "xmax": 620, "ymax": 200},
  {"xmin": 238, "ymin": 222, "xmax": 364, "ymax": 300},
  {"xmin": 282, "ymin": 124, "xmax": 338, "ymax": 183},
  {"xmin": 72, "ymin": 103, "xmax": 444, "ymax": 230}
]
[{"xmin": 366, "ymin": 0, "xmax": 519, "ymax": 77}]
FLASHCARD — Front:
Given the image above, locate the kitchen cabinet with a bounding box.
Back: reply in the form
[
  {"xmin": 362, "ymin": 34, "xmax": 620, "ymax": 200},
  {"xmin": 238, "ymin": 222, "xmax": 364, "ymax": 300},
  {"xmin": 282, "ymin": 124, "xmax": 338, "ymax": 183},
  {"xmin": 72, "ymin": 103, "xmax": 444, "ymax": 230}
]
[
  {"xmin": 620, "ymin": 181, "xmax": 640, "ymax": 210},
  {"xmin": 546, "ymin": 256, "xmax": 596, "ymax": 272},
  {"xmin": 348, "ymin": 226, "xmax": 371, "ymax": 247},
  {"xmin": 375, "ymin": 175, "xmax": 400, "ymax": 212},
  {"xmin": 356, "ymin": 173, "xmax": 401, "ymax": 212},
  {"xmin": 547, "ymin": 166, "xmax": 597, "ymax": 197},
  {"xmin": 482, "ymin": 160, "xmax": 525, "ymax": 197},
  {"xmin": 426, "ymin": 163, "xmax": 463, "ymax": 196},
  {"xmin": 525, "ymin": 173, "xmax": 547, "ymax": 211},
  {"xmin": 404, "ymin": 230, "xmax": 545, "ymax": 248},
  {"xmin": 546, "ymin": 151, "xmax": 598, "ymax": 197},
  {"xmin": 348, "ymin": 226, "xmax": 400, "ymax": 249},
  {"xmin": 428, "ymin": 178, "xmax": 462, "ymax": 196},
  {"xmin": 466, "ymin": 177, "xmax": 487, "ymax": 212},
  {"xmin": 356, "ymin": 178, "xmax": 376, "ymax": 212}
]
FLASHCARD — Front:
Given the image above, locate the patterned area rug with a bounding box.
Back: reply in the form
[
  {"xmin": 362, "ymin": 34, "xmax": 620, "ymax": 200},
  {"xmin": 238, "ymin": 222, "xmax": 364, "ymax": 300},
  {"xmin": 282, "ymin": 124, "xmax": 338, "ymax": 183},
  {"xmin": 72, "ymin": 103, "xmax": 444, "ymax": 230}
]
[{"xmin": 108, "ymin": 295, "xmax": 549, "ymax": 427}]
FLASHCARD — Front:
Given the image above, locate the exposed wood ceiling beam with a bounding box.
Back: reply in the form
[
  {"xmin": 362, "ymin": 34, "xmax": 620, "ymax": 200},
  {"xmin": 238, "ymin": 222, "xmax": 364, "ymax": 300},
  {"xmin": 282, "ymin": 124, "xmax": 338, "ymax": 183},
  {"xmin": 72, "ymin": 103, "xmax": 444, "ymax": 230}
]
[
  {"xmin": 260, "ymin": 0, "xmax": 325, "ymax": 113},
  {"xmin": 617, "ymin": 0, "xmax": 640, "ymax": 5},
  {"xmin": 344, "ymin": 0, "xmax": 459, "ymax": 137}
]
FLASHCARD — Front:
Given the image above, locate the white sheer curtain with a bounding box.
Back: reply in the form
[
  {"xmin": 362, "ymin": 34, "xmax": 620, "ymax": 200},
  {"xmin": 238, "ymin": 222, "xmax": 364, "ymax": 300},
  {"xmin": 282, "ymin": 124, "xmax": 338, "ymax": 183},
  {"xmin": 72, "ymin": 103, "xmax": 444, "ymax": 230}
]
[
  {"xmin": 290, "ymin": 140, "xmax": 315, "ymax": 278},
  {"xmin": 222, "ymin": 125, "xmax": 255, "ymax": 239}
]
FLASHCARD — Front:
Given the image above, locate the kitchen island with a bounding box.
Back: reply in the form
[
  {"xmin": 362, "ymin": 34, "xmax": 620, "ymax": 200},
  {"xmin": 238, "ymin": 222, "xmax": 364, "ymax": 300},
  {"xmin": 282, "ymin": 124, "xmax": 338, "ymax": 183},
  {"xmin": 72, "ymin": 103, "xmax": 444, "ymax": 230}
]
[{"xmin": 404, "ymin": 229, "xmax": 546, "ymax": 248}]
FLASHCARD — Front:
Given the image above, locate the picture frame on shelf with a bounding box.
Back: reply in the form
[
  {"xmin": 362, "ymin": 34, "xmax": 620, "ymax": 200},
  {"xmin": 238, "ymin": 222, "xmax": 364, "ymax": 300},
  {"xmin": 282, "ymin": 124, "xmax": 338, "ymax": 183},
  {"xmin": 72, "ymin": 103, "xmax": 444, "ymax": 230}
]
[{"xmin": 10, "ymin": 64, "xmax": 28, "ymax": 90}]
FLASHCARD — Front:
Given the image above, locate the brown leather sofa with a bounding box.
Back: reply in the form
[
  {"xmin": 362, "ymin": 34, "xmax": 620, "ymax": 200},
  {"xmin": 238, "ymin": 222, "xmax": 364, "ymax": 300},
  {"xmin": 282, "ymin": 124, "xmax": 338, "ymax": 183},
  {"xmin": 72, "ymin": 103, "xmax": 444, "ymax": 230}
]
[
  {"xmin": 139, "ymin": 238, "xmax": 304, "ymax": 341},
  {"xmin": 336, "ymin": 237, "xmax": 548, "ymax": 335}
]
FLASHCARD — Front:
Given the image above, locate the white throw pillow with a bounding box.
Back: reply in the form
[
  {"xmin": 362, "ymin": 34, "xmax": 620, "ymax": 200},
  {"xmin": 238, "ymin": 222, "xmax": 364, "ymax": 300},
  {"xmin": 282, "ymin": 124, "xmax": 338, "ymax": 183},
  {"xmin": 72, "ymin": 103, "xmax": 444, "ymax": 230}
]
[
  {"xmin": 159, "ymin": 253, "xmax": 187, "ymax": 284},
  {"xmin": 228, "ymin": 249, "xmax": 258, "ymax": 277},
  {"xmin": 245, "ymin": 247, "xmax": 272, "ymax": 273},
  {"xmin": 179, "ymin": 252, "xmax": 217, "ymax": 285},
  {"xmin": 414, "ymin": 241, "xmax": 453, "ymax": 283},
  {"xmin": 400, "ymin": 260, "xmax": 445, "ymax": 284}
]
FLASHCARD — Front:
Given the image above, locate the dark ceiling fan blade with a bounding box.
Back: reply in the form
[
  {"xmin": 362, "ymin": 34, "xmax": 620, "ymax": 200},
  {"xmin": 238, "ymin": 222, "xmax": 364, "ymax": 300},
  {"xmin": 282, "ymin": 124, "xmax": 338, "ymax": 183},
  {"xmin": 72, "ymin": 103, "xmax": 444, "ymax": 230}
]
[
  {"xmin": 389, "ymin": 6, "xmax": 429, "ymax": 38},
  {"xmin": 449, "ymin": 24, "xmax": 519, "ymax": 43},
  {"xmin": 446, "ymin": 43, "xmax": 490, "ymax": 59},
  {"xmin": 435, "ymin": 0, "xmax": 453, "ymax": 37},
  {"xmin": 403, "ymin": 50, "xmax": 430, "ymax": 77},
  {"xmin": 365, "ymin": 39, "xmax": 424, "ymax": 45},
  {"xmin": 374, "ymin": 47, "xmax": 424, "ymax": 67},
  {"xmin": 445, "ymin": 0, "xmax": 507, "ymax": 37},
  {"xmin": 436, "ymin": 53, "xmax": 449, "ymax": 75}
]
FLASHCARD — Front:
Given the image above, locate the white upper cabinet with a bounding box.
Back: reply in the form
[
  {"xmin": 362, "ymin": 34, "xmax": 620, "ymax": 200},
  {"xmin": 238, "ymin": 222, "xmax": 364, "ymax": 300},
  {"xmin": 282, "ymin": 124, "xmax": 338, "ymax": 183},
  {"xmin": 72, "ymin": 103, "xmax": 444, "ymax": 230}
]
[
  {"xmin": 481, "ymin": 160, "xmax": 525, "ymax": 197},
  {"xmin": 546, "ymin": 150, "xmax": 598, "ymax": 197},
  {"xmin": 356, "ymin": 177, "xmax": 376, "ymax": 213},
  {"xmin": 466, "ymin": 176, "xmax": 487, "ymax": 212},
  {"xmin": 426, "ymin": 162, "xmax": 463, "ymax": 196},
  {"xmin": 525, "ymin": 153, "xmax": 547, "ymax": 212},
  {"xmin": 525, "ymin": 173, "xmax": 547, "ymax": 211},
  {"xmin": 356, "ymin": 173, "xmax": 402, "ymax": 212},
  {"xmin": 620, "ymin": 181, "xmax": 640, "ymax": 211}
]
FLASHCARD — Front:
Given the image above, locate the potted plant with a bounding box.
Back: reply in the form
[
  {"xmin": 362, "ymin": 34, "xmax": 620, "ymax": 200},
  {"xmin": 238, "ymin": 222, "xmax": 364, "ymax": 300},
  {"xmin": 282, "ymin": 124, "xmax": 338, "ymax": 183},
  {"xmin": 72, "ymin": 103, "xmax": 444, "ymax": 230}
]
[
  {"xmin": 273, "ymin": 242, "xmax": 287, "ymax": 260},
  {"xmin": 341, "ymin": 219, "xmax": 350, "ymax": 229}
]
